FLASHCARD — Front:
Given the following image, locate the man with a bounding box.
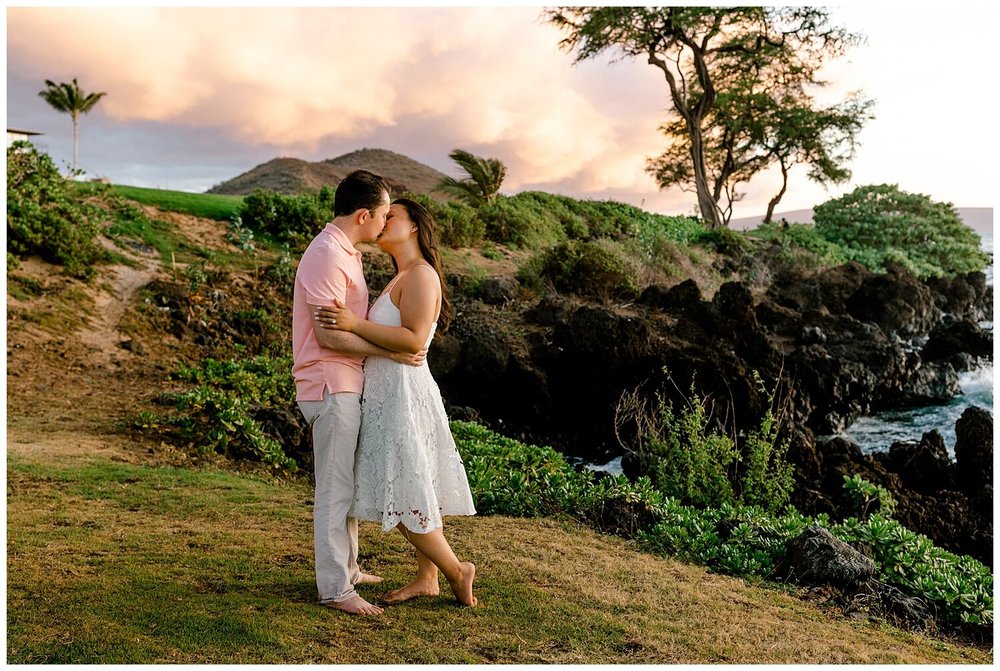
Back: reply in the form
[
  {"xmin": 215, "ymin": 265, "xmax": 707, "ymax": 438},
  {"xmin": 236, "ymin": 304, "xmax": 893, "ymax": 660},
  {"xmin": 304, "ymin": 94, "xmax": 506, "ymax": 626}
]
[{"xmin": 292, "ymin": 170, "xmax": 425, "ymax": 616}]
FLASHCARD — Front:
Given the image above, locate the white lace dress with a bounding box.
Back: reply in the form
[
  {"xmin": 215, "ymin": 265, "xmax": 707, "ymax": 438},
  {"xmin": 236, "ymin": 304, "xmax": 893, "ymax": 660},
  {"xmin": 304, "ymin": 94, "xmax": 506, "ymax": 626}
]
[{"xmin": 350, "ymin": 271, "xmax": 477, "ymax": 534}]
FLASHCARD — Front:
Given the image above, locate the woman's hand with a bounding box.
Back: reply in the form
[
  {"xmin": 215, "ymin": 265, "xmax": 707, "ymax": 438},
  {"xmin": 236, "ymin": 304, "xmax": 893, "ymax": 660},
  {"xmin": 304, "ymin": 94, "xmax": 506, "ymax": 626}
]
[{"xmin": 315, "ymin": 300, "xmax": 358, "ymax": 332}]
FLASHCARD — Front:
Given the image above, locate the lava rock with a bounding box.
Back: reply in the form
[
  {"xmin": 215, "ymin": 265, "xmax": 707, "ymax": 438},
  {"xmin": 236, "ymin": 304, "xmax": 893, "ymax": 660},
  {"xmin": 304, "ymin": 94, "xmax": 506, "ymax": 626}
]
[
  {"xmin": 885, "ymin": 430, "xmax": 954, "ymax": 494},
  {"xmin": 784, "ymin": 526, "xmax": 877, "ymax": 587},
  {"xmin": 954, "ymin": 406, "xmax": 993, "ymax": 496}
]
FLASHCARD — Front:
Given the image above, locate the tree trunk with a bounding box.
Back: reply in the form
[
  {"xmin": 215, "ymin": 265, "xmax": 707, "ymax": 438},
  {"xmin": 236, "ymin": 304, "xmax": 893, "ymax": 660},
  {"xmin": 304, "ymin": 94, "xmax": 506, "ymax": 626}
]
[
  {"xmin": 764, "ymin": 160, "xmax": 789, "ymax": 224},
  {"xmin": 689, "ymin": 127, "xmax": 723, "ymax": 229},
  {"xmin": 71, "ymin": 111, "xmax": 79, "ymax": 175}
]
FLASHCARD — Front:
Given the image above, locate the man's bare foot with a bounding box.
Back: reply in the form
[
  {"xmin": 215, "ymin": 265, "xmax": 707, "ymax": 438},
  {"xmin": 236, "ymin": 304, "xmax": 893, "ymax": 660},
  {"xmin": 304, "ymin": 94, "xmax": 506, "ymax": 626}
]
[
  {"xmin": 323, "ymin": 595, "xmax": 383, "ymax": 616},
  {"xmin": 384, "ymin": 578, "xmax": 441, "ymax": 604},
  {"xmin": 447, "ymin": 562, "xmax": 477, "ymax": 607},
  {"xmin": 357, "ymin": 572, "xmax": 383, "ymax": 585}
]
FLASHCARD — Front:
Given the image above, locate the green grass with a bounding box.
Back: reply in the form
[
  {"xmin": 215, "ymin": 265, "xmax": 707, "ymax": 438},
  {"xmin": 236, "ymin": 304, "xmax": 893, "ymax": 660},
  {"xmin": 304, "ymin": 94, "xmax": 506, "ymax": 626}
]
[
  {"xmin": 109, "ymin": 185, "xmax": 244, "ymax": 221},
  {"xmin": 72, "ymin": 183, "xmax": 243, "ymax": 221},
  {"xmin": 7, "ymin": 449, "xmax": 990, "ymax": 664}
]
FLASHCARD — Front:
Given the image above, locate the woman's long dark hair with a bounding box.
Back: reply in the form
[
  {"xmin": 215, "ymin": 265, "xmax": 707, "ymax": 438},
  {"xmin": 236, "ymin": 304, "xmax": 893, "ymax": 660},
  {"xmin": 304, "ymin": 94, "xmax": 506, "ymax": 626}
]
[{"xmin": 391, "ymin": 197, "xmax": 453, "ymax": 331}]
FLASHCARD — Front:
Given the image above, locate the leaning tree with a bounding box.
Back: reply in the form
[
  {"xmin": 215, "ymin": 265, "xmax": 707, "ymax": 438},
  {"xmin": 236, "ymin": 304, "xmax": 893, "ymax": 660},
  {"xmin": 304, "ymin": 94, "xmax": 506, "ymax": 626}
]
[
  {"xmin": 547, "ymin": 7, "xmax": 873, "ymax": 228},
  {"xmin": 38, "ymin": 78, "xmax": 107, "ymax": 175}
]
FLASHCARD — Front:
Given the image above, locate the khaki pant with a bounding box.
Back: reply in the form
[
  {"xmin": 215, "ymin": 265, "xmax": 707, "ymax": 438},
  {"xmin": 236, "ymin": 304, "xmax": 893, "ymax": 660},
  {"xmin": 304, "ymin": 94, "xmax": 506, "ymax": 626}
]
[{"xmin": 298, "ymin": 390, "xmax": 363, "ymax": 604}]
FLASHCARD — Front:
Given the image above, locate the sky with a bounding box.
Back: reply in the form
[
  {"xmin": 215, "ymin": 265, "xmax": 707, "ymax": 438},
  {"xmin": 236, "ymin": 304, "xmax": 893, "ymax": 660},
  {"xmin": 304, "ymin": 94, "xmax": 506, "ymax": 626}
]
[{"xmin": 5, "ymin": 3, "xmax": 998, "ymax": 222}]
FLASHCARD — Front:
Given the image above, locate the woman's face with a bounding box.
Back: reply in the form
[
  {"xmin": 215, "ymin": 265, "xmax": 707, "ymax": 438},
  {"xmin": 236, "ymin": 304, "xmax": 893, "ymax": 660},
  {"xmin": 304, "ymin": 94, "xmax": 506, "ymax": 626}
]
[{"xmin": 377, "ymin": 203, "xmax": 417, "ymax": 250}]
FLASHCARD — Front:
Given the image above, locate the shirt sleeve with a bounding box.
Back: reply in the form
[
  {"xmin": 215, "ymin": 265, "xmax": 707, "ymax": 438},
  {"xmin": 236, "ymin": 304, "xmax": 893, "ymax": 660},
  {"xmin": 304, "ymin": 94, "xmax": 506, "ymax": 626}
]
[{"xmin": 299, "ymin": 246, "xmax": 351, "ymax": 307}]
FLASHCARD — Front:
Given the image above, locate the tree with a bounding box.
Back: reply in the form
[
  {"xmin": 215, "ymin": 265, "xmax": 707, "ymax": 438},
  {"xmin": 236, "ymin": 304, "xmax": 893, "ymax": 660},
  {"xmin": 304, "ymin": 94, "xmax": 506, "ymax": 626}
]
[
  {"xmin": 437, "ymin": 149, "xmax": 507, "ymax": 207},
  {"xmin": 547, "ymin": 7, "xmax": 871, "ymax": 228},
  {"xmin": 38, "ymin": 78, "xmax": 107, "ymax": 175},
  {"xmin": 813, "ymin": 184, "xmax": 989, "ymax": 279}
]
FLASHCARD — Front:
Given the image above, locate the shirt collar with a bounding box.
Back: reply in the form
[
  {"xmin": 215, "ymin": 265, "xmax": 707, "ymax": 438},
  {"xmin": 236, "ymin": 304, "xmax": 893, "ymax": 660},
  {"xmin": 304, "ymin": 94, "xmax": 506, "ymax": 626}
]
[{"xmin": 325, "ymin": 223, "xmax": 362, "ymax": 258}]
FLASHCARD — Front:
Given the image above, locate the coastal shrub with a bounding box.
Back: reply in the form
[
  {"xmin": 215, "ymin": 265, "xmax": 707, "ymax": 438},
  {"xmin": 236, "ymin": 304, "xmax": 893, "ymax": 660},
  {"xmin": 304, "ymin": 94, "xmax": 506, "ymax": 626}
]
[
  {"xmin": 842, "ymin": 474, "xmax": 897, "ymax": 519},
  {"xmin": 404, "ymin": 193, "xmax": 484, "ymax": 247},
  {"xmin": 238, "ymin": 187, "xmax": 335, "ymax": 245},
  {"xmin": 6, "ymin": 142, "xmax": 109, "ymax": 279},
  {"xmin": 695, "ymin": 226, "xmax": 751, "ymax": 256},
  {"xmin": 477, "ymin": 194, "xmax": 566, "ymax": 248},
  {"xmin": 616, "ymin": 375, "xmax": 794, "ymax": 514},
  {"xmin": 738, "ymin": 371, "xmax": 795, "ymax": 512},
  {"xmin": 529, "ymin": 238, "xmax": 641, "ymax": 300},
  {"xmin": 813, "ymin": 183, "xmax": 988, "ymax": 279},
  {"xmin": 832, "ymin": 513, "xmax": 992, "ymax": 626},
  {"xmin": 747, "ymin": 220, "xmax": 847, "ymax": 266},
  {"xmin": 455, "ymin": 420, "xmax": 992, "ymax": 627},
  {"xmin": 160, "ymin": 354, "xmax": 298, "ymax": 470},
  {"xmin": 617, "ymin": 385, "xmax": 739, "ymax": 508}
]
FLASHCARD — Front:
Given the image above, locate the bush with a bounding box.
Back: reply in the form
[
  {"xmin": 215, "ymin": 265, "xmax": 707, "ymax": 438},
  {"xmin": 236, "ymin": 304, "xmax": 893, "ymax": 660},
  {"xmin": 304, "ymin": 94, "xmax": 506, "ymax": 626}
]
[
  {"xmin": 7, "ymin": 142, "xmax": 110, "ymax": 279},
  {"xmin": 526, "ymin": 238, "xmax": 640, "ymax": 300},
  {"xmin": 813, "ymin": 184, "xmax": 988, "ymax": 279},
  {"xmin": 477, "ymin": 194, "xmax": 566, "ymax": 249},
  {"xmin": 238, "ymin": 187, "xmax": 335, "ymax": 245},
  {"xmin": 616, "ymin": 373, "xmax": 794, "ymax": 514},
  {"xmin": 695, "ymin": 226, "xmax": 751, "ymax": 256},
  {"xmin": 164, "ymin": 354, "xmax": 299, "ymax": 470},
  {"xmin": 747, "ymin": 220, "xmax": 848, "ymax": 266},
  {"xmin": 403, "ymin": 193, "xmax": 484, "ymax": 247}
]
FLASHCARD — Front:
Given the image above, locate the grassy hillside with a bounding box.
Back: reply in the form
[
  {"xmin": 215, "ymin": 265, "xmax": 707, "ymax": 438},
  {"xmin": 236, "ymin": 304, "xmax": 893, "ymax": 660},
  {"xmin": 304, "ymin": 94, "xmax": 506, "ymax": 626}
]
[
  {"xmin": 6, "ymin": 438, "xmax": 988, "ymax": 664},
  {"xmin": 74, "ymin": 183, "xmax": 244, "ymax": 221}
]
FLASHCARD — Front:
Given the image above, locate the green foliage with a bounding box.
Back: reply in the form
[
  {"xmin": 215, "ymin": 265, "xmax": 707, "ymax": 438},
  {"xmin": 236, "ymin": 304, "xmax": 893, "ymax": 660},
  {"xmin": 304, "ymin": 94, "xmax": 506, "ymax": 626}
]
[
  {"xmin": 477, "ymin": 194, "xmax": 567, "ymax": 249},
  {"xmin": 747, "ymin": 220, "xmax": 848, "ymax": 266},
  {"xmin": 739, "ymin": 371, "xmax": 795, "ymax": 512},
  {"xmin": 695, "ymin": 226, "xmax": 751, "ymax": 256},
  {"xmin": 7, "ymin": 142, "xmax": 110, "ymax": 279},
  {"xmin": 238, "ymin": 187, "xmax": 335, "ymax": 246},
  {"xmin": 526, "ymin": 239, "xmax": 640, "ymax": 300},
  {"xmin": 403, "ymin": 192, "xmax": 484, "ymax": 247},
  {"xmin": 842, "ymin": 474, "xmax": 897, "ymax": 519},
  {"xmin": 437, "ymin": 148, "xmax": 507, "ymax": 206},
  {"xmin": 618, "ymin": 384, "xmax": 739, "ymax": 508},
  {"xmin": 166, "ymin": 354, "xmax": 298, "ymax": 471},
  {"xmin": 832, "ymin": 513, "xmax": 992, "ymax": 626},
  {"xmin": 813, "ymin": 184, "xmax": 988, "ymax": 279},
  {"xmin": 226, "ymin": 215, "xmax": 256, "ymax": 252},
  {"xmin": 617, "ymin": 373, "xmax": 794, "ymax": 514}
]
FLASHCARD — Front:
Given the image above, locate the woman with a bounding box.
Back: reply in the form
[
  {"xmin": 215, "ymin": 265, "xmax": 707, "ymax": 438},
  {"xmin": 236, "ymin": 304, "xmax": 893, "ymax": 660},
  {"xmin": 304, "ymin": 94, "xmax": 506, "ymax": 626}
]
[{"xmin": 315, "ymin": 198, "xmax": 478, "ymax": 607}]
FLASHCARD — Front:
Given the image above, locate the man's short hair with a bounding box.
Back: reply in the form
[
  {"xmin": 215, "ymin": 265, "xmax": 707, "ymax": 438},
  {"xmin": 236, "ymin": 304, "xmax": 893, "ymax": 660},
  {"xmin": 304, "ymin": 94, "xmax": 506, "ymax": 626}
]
[{"xmin": 333, "ymin": 170, "xmax": 391, "ymax": 217}]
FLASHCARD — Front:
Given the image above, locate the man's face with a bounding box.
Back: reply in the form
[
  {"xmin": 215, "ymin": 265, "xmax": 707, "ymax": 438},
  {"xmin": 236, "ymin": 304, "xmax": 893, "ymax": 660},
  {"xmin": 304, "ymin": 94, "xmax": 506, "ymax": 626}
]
[{"xmin": 360, "ymin": 192, "xmax": 391, "ymax": 242}]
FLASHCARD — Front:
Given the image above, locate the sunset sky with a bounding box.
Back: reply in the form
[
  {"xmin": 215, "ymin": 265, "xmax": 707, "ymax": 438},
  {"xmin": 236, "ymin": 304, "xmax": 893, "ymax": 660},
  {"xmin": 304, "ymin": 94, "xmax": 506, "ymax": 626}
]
[{"xmin": 5, "ymin": 4, "xmax": 997, "ymax": 221}]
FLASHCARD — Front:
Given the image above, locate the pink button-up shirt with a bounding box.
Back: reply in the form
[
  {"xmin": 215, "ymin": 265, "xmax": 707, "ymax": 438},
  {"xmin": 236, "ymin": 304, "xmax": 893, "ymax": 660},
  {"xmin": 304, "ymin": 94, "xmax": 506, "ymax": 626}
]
[{"xmin": 292, "ymin": 224, "xmax": 369, "ymax": 400}]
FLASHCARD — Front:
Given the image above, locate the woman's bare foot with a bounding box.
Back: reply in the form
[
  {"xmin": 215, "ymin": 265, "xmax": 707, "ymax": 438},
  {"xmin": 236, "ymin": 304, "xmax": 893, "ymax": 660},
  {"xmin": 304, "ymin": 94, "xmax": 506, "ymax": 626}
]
[
  {"xmin": 357, "ymin": 572, "xmax": 384, "ymax": 585},
  {"xmin": 447, "ymin": 562, "xmax": 477, "ymax": 607},
  {"xmin": 323, "ymin": 595, "xmax": 383, "ymax": 616},
  {"xmin": 384, "ymin": 577, "xmax": 440, "ymax": 604}
]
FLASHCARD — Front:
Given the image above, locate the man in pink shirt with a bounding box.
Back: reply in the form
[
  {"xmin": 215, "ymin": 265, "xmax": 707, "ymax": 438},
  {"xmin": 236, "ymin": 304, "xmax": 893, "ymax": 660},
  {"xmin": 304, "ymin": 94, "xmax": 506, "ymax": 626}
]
[{"xmin": 293, "ymin": 170, "xmax": 424, "ymax": 616}]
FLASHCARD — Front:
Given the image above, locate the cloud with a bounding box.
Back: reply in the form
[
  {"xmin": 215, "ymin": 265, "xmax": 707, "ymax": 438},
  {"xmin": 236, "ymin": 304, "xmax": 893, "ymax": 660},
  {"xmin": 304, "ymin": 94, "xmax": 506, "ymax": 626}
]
[{"xmin": 8, "ymin": 6, "xmax": 678, "ymax": 198}]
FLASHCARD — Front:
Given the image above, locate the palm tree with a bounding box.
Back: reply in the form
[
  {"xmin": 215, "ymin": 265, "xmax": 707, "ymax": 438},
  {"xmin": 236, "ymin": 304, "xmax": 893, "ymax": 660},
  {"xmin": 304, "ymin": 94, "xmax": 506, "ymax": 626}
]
[
  {"xmin": 38, "ymin": 78, "xmax": 107, "ymax": 175},
  {"xmin": 437, "ymin": 149, "xmax": 507, "ymax": 207}
]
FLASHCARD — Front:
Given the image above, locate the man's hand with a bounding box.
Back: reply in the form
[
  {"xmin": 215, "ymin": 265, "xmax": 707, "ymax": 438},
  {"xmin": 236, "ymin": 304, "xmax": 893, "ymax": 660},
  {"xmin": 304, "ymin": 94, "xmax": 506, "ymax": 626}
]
[{"xmin": 389, "ymin": 348, "xmax": 427, "ymax": 367}]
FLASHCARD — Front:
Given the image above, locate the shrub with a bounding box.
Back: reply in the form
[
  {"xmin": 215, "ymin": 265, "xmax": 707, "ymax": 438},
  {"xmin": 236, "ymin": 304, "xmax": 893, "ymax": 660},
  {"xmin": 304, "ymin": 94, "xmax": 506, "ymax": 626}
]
[
  {"xmin": 6, "ymin": 142, "xmax": 109, "ymax": 279},
  {"xmin": 165, "ymin": 354, "xmax": 298, "ymax": 470},
  {"xmin": 616, "ymin": 384, "xmax": 739, "ymax": 508},
  {"xmin": 695, "ymin": 226, "xmax": 751, "ymax": 256},
  {"xmin": 528, "ymin": 238, "xmax": 641, "ymax": 300},
  {"xmin": 477, "ymin": 194, "xmax": 566, "ymax": 249},
  {"xmin": 403, "ymin": 192, "xmax": 484, "ymax": 247},
  {"xmin": 813, "ymin": 184, "xmax": 988, "ymax": 279},
  {"xmin": 238, "ymin": 188, "xmax": 334, "ymax": 245},
  {"xmin": 747, "ymin": 220, "xmax": 847, "ymax": 266},
  {"xmin": 616, "ymin": 373, "xmax": 795, "ymax": 514}
]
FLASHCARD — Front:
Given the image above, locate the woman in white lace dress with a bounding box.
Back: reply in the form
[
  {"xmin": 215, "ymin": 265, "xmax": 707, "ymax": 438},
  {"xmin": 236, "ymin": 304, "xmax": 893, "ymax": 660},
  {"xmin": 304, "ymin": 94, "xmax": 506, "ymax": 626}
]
[{"xmin": 315, "ymin": 198, "xmax": 477, "ymax": 607}]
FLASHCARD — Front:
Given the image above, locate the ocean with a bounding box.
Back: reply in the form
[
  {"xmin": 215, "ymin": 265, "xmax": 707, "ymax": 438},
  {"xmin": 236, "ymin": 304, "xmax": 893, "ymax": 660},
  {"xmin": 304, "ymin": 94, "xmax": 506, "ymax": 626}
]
[{"xmin": 840, "ymin": 234, "xmax": 993, "ymax": 455}]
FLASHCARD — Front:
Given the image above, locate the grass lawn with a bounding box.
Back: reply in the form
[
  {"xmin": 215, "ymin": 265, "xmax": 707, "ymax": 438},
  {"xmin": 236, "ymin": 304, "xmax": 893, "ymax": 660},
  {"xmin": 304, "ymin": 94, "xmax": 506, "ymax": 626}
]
[
  {"xmin": 73, "ymin": 183, "xmax": 244, "ymax": 221},
  {"xmin": 6, "ymin": 440, "xmax": 990, "ymax": 665}
]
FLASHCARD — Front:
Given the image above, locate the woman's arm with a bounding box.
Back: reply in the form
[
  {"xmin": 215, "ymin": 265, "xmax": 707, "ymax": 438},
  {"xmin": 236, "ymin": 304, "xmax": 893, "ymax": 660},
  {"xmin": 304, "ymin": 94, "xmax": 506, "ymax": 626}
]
[{"xmin": 317, "ymin": 268, "xmax": 439, "ymax": 354}]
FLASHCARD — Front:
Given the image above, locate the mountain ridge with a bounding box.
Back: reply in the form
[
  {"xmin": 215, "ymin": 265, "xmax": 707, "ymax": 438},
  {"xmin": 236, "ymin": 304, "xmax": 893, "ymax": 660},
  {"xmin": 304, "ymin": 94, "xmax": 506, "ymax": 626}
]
[{"xmin": 207, "ymin": 147, "xmax": 451, "ymax": 198}]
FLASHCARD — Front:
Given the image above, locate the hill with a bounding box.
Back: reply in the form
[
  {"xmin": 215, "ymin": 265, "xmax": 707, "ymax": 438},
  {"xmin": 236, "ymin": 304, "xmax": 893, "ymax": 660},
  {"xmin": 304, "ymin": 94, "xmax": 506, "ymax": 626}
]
[{"xmin": 206, "ymin": 148, "xmax": 450, "ymax": 198}]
